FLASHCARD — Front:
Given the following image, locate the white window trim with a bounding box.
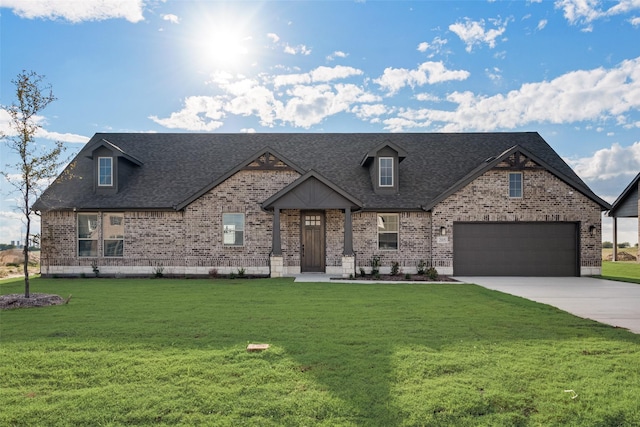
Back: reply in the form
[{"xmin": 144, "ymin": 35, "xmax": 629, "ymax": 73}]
[
  {"xmin": 377, "ymin": 213, "xmax": 399, "ymax": 251},
  {"xmin": 223, "ymin": 213, "xmax": 245, "ymax": 247},
  {"xmin": 508, "ymin": 172, "xmax": 523, "ymax": 198},
  {"xmin": 379, "ymin": 157, "xmax": 394, "ymax": 187},
  {"xmin": 98, "ymin": 157, "xmax": 113, "ymax": 187},
  {"xmin": 103, "ymin": 213, "xmax": 124, "ymax": 257},
  {"xmin": 78, "ymin": 213, "xmax": 99, "ymax": 257}
]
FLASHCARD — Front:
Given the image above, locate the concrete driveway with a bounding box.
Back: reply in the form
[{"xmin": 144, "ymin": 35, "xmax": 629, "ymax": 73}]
[{"xmin": 457, "ymin": 276, "xmax": 640, "ymax": 334}]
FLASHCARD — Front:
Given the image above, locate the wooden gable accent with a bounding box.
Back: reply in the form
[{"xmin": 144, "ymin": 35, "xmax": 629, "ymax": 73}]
[
  {"xmin": 244, "ymin": 151, "xmax": 295, "ymax": 171},
  {"xmin": 493, "ymin": 150, "xmax": 543, "ymax": 170}
]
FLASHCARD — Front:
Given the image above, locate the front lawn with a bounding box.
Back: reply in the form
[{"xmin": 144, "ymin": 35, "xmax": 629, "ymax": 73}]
[
  {"xmin": 1, "ymin": 277, "xmax": 639, "ymax": 426},
  {"xmin": 599, "ymin": 261, "xmax": 640, "ymax": 283}
]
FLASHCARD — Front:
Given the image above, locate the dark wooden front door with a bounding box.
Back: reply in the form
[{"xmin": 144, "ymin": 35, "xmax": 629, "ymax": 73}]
[{"xmin": 301, "ymin": 212, "xmax": 325, "ymax": 272}]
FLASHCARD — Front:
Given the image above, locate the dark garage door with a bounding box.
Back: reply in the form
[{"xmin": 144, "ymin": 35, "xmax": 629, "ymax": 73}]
[{"xmin": 453, "ymin": 222, "xmax": 578, "ymax": 276}]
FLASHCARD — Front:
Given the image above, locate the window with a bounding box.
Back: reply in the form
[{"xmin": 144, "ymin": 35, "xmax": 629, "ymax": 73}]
[
  {"xmin": 305, "ymin": 215, "xmax": 321, "ymax": 226},
  {"xmin": 223, "ymin": 213, "xmax": 244, "ymax": 246},
  {"xmin": 103, "ymin": 213, "xmax": 124, "ymax": 257},
  {"xmin": 379, "ymin": 157, "xmax": 393, "ymax": 187},
  {"xmin": 78, "ymin": 213, "xmax": 99, "ymax": 256},
  {"xmin": 509, "ymin": 172, "xmax": 523, "ymax": 198},
  {"xmin": 377, "ymin": 214, "xmax": 398, "ymax": 250},
  {"xmin": 98, "ymin": 157, "xmax": 113, "ymax": 186}
]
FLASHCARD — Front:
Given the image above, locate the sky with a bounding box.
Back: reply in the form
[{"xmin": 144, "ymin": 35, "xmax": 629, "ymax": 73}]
[{"xmin": 1, "ymin": 0, "xmax": 640, "ymax": 246}]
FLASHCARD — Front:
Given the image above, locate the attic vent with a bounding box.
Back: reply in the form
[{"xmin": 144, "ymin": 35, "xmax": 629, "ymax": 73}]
[{"xmin": 245, "ymin": 152, "xmax": 294, "ymax": 171}]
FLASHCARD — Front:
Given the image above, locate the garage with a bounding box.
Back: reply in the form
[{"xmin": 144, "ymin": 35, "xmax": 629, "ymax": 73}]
[{"xmin": 453, "ymin": 222, "xmax": 579, "ymax": 276}]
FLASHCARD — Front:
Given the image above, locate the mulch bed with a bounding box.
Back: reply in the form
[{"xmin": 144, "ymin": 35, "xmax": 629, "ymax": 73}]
[
  {"xmin": 334, "ymin": 274, "xmax": 457, "ymax": 282},
  {"xmin": 0, "ymin": 293, "xmax": 66, "ymax": 310}
]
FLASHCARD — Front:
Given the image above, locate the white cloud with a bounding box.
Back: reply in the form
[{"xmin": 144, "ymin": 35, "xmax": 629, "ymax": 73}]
[
  {"xmin": 151, "ymin": 68, "xmax": 380, "ymax": 130},
  {"xmin": 415, "ymin": 93, "xmax": 440, "ymax": 102},
  {"xmin": 149, "ymin": 96, "xmax": 226, "ymax": 131},
  {"xmin": 273, "ymin": 65, "xmax": 363, "ymax": 87},
  {"xmin": 162, "ymin": 14, "xmax": 179, "ymax": 24},
  {"xmin": 284, "ymin": 43, "xmax": 311, "ymax": 55},
  {"xmin": 416, "ymin": 37, "xmax": 448, "ymax": 57},
  {"xmin": 374, "ymin": 61, "xmax": 470, "ymax": 95},
  {"xmin": 277, "ymin": 83, "xmax": 378, "ymax": 128},
  {"xmin": 485, "ymin": 67, "xmax": 503, "ymax": 82},
  {"xmin": 267, "ymin": 33, "xmax": 280, "ymax": 43},
  {"xmin": 326, "ymin": 51, "xmax": 348, "ymax": 61},
  {"xmin": 386, "ymin": 56, "xmax": 640, "ymax": 132},
  {"xmin": 537, "ymin": 19, "xmax": 548, "ymax": 30},
  {"xmin": 2, "ymin": 0, "xmax": 145, "ymax": 23},
  {"xmin": 568, "ymin": 142, "xmax": 640, "ymax": 181},
  {"xmin": 0, "ymin": 109, "xmax": 89, "ymax": 144},
  {"xmin": 449, "ymin": 18, "xmax": 508, "ymax": 52},
  {"xmin": 631, "ymin": 16, "xmax": 640, "ymax": 25},
  {"xmin": 351, "ymin": 104, "xmax": 390, "ymax": 121},
  {"xmin": 555, "ymin": 0, "xmax": 640, "ymax": 26}
]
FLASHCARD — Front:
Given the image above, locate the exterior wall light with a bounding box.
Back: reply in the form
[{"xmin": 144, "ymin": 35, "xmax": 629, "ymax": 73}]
[
  {"xmin": 589, "ymin": 225, "xmax": 597, "ymax": 236},
  {"xmin": 440, "ymin": 226, "xmax": 447, "ymax": 236}
]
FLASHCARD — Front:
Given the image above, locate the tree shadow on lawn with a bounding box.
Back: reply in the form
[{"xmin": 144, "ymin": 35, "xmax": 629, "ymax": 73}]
[{"xmin": 3, "ymin": 278, "xmax": 640, "ymax": 425}]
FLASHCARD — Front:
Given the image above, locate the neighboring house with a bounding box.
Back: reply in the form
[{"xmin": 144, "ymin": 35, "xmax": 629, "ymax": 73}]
[
  {"xmin": 608, "ymin": 172, "xmax": 640, "ymax": 261},
  {"xmin": 34, "ymin": 132, "xmax": 610, "ymax": 278}
]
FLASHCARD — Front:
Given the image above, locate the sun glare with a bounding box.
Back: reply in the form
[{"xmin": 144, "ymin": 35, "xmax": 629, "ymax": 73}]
[{"xmin": 192, "ymin": 21, "xmax": 250, "ymax": 70}]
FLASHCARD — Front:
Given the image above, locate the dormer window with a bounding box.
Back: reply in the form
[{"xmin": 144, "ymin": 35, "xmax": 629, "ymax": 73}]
[
  {"xmin": 361, "ymin": 141, "xmax": 407, "ymax": 195},
  {"xmin": 98, "ymin": 157, "xmax": 113, "ymax": 187},
  {"xmin": 379, "ymin": 157, "xmax": 394, "ymax": 187}
]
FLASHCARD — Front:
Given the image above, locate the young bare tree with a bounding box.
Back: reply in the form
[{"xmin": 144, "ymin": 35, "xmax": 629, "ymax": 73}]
[{"xmin": 1, "ymin": 70, "xmax": 66, "ymax": 298}]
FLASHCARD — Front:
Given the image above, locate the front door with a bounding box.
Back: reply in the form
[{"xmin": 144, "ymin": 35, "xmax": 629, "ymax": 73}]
[{"xmin": 301, "ymin": 211, "xmax": 325, "ymax": 272}]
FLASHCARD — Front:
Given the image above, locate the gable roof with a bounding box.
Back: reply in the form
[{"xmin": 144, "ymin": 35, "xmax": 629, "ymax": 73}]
[
  {"xmin": 34, "ymin": 132, "xmax": 610, "ymax": 212},
  {"xmin": 86, "ymin": 138, "xmax": 143, "ymax": 166},
  {"xmin": 422, "ymin": 144, "xmax": 610, "ymax": 211},
  {"xmin": 262, "ymin": 170, "xmax": 363, "ymax": 210},
  {"xmin": 608, "ymin": 172, "xmax": 640, "ymax": 218}
]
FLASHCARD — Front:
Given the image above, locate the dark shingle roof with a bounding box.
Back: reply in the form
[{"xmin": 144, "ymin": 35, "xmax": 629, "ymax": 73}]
[{"xmin": 34, "ymin": 132, "xmax": 610, "ymax": 212}]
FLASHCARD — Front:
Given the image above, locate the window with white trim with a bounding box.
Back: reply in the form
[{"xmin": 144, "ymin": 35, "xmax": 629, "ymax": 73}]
[
  {"xmin": 98, "ymin": 157, "xmax": 113, "ymax": 186},
  {"xmin": 509, "ymin": 172, "xmax": 523, "ymax": 198},
  {"xmin": 379, "ymin": 157, "xmax": 393, "ymax": 187},
  {"xmin": 103, "ymin": 213, "xmax": 124, "ymax": 257},
  {"xmin": 377, "ymin": 213, "xmax": 398, "ymax": 250},
  {"xmin": 223, "ymin": 213, "xmax": 245, "ymax": 246},
  {"xmin": 78, "ymin": 213, "xmax": 99, "ymax": 257}
]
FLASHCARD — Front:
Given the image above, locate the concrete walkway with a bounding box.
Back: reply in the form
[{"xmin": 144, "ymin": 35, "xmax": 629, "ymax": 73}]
[{"xmin": 457, "ymin": 276, "xmax": 640, "ymax": 334}]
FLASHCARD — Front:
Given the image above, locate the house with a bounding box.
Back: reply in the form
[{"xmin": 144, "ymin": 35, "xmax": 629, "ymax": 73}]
[
  {"xmin": 608, "ymin": 172, "xmax": 640, "ymax": 261},
  {"xmin": 34, "ymin": 132, "xmax": 610, "ymax": 278}
]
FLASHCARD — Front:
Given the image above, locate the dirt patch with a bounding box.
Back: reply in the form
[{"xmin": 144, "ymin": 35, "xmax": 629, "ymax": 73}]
[
  {"xmin": 604, "ymin": 251, "xmax": 637, "ymax": 261},
  {"xmin": 0, "ymin": 293, "xmax": 66, "ymax": 310},
  {"xmin": 0, "ymin": 249, "xmax": 40, "ymax": 278}
]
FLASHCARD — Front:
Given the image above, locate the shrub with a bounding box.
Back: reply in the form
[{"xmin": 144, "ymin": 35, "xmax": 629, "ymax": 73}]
[
  {"xmin": 153, "ymin": 264, "xmax": 164, "ymax": 278},
  {"xmin": 91, "ymin": 260, "xmax": 100, "ymax": 277},
  {"xmin": 208, "ymin": 268, "xmax": 219, "ymax": 278},
  {"xmin": 404, "ymin": 273, "xmax": 411, "ymax": 280},
  {"xmin": 370, "ymin": 256, "xmax": 381, "ymax": 276},
  {"xmin": 359, "ymin": 267, "xmax": 366, "ymax": 277},
  {"xmin": 391, "ymin": 261, "xmax": 400, "ymax": 276},
  {"xmin": 237, "ymin": 267, "xmax": 246, "ymax": 277},
  {"xmin": 416, "ymin": 259, "xmax": 427, "ymax": 275},
  {"xmin": 426, "ymin": 267, "xmax": 438, "ymax": 281}
]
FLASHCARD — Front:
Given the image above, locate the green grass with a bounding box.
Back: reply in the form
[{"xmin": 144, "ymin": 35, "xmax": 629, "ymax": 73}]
[
  {"xmin": 1, "ymin": 277, "xmax": 639, "ymax": 426},
  {"xmin": 599, "ymin": 261, "xmax": 640, "ymax": 283}
]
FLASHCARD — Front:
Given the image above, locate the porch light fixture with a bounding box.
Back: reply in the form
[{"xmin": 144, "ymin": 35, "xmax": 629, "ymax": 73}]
[
  {"xmin": 440, "ymin": 226, "xmax": 447, "ymax": 236},
  {"xmin": 589, "ymin": 225, "xmax": 597, "ymax": 236}
]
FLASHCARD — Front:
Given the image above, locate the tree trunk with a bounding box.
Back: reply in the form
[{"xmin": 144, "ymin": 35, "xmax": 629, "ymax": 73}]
[{"xmin": 24, "ymin": 214, "xmax": 30, "ymax": 298}]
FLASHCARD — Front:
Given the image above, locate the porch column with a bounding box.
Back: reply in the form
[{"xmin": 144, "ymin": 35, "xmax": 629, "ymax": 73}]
[
  {"xmin": 343, "ymin": 207, "xmax": 354, "ymax": 256},
  {"xmin": 272, "ymin": 207, "xmax": 282, "ymax": 256},
  {"xmin": 613, "ymin": 216, "xmax": 618, "ymax": 262}
]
